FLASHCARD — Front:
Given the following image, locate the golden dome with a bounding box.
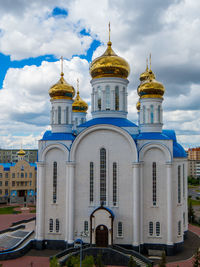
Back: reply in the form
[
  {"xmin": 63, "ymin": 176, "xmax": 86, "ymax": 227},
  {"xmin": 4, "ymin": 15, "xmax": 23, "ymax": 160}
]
[
  {"xmin": 72, "ymin": 90, "xmax": 88, "ymax": 113},
  {"xmin": 136, "ymin": 100, "xmax": 141, "ymax": 111},
  {"xmin": 89, "ymin": 41, "xmax": 130, "ymax": 79},
  {"xmin": 17, "ymin": 149, "xmax": 25, "ymax": 156},
  {"xmin": 49, "ymin": 72, "xmax": 75, "ymax": 100}
]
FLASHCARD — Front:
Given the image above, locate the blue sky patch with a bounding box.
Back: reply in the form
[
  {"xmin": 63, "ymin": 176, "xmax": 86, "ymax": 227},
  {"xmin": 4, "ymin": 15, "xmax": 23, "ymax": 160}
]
[{"xmin": 52, "ymin": 7, "xmax": 68, "ymax": 17}]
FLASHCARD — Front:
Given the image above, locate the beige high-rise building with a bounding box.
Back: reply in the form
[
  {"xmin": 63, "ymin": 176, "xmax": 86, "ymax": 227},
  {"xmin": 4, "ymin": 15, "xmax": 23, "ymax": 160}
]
[{"xmin": 188, "ymin": 148, "xmax": 200, "ymax": 178}]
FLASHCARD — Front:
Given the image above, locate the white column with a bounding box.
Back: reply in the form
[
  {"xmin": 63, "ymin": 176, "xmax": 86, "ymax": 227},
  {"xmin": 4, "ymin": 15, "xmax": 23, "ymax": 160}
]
[
  {"xmin": 139, "ymin": 162, "xmax": 144, "ymax": 245},
  {"xmin": 132, "ymin": 162, "xmax": 140, "ymax": 247},
  {"xmin": 65, "ymin": 162, "xmax": 69, "ymax": 241},
  {"xmin": 166, "ymin": 162, "xmax": 173, "ymax": 245},
  {"xmin": 67, "ymin": 162, "xmax": 75, "ymax": 244},
  {"xmin": 36, "ymin": 162, "xmax": 45, "ymax": 240}
]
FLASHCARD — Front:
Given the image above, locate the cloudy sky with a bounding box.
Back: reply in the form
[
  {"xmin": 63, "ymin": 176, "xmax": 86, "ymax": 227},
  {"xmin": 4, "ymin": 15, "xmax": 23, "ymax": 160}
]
[{"xmin": 0, "ymin": 0, "xmax": 199, "ymax": 149}]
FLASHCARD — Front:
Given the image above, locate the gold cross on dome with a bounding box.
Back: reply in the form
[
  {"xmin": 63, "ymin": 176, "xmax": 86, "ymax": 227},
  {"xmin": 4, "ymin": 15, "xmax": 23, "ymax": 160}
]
[
  {"xmin": 60, "ymin": 56, "xmax": 63, "ymax": 74},
  {"xmin": 109, "ymin": 22, "xmax": 111, "ymax": 42}
]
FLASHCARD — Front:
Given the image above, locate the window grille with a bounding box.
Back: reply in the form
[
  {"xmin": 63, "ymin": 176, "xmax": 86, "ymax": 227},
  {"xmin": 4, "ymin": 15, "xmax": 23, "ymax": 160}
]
[
  {"xmin": 53, "ymin": 162, "xmax": 57, "ymax": 203},
  {"xmin": 113, "ymin": 162, "xmax": 117, "ymax": 206},
  {"xmin": 118, "ymin": 222, "xmax": 123, "ymax": 237},
  {"xmin": 152, "ymin": 162, "xmax": 156, "ymax": 206},
  {"xmin": 100, "ymin": 148, "xmax": 106, "ymax": 204}
]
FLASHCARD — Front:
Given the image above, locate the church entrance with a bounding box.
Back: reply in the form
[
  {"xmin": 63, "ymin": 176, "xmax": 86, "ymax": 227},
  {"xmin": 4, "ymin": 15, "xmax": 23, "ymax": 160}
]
[{"xmin": 96, "ymin": 225, "xmax": 108, "ymax": 247}]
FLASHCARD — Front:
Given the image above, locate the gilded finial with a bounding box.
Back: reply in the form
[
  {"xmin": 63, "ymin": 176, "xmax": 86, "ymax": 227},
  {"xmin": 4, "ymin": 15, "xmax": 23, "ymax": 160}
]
[
  {"xmin": 149, "ymin": 53, "xmax": 152, "ymax": 70},
  {"xmin": 108, "ymin": 22, "xmax": 111, "ymax": 42},
  {"xmin": 77, "ymin": 78, "xmax": 79, "ymax": 94},
  {"xmin": 60, "ymin": 56, "xmax": 64, "ymax": 76}
]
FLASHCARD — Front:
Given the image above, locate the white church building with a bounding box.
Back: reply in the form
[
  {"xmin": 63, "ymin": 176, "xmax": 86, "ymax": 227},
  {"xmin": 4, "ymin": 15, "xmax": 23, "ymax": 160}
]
[{"xmin": 35, "ymin": 35, "xmax": 188, "ymax": 255}]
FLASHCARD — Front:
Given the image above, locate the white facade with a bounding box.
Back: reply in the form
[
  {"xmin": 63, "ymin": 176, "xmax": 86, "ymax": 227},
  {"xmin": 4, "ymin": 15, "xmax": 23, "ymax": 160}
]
[{"xmin": 36, "ymin": 56, "xmax": 187, "ymax": 256}]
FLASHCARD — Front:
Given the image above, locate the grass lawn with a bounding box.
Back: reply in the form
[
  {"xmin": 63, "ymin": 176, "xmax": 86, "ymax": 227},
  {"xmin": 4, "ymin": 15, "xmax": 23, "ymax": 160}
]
[
  {"xmin": 188, "ymin": 185, "xmax": 198, "ymax": 188},
  {"xmin": 196, "ymin": 189, "xmax": 200, "ymax": 192},
  {"xmin": 30, "ymin": 209, "xmax": 36, "ymax": 213},
  {"xmin": 0, "ymin": 206, "xmax": 21, "ymax": 214},
  {"xmin": 188, "ymin": 199, "xmax": 200, "ymax": 206}
]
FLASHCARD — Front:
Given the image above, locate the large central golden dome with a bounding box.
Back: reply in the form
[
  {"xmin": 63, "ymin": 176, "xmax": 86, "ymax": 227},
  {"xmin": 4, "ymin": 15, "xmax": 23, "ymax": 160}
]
[{"xmin": 90, "ymin": 40, "xmax": 130, "ymax": 79}]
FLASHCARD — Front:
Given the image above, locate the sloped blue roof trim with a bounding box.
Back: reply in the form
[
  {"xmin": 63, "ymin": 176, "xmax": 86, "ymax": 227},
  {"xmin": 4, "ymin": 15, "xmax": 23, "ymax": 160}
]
[
  {"xmin": 78, "ymin": 117, "xmax": 137, "ymax": 128},
  {"xmin": 41, "ymin": 130, "xmax": 75, "ymax": 141},
  {"xmin": 137, "ymin": 132, "xmax": 170, "ymax": 140},
  {"xmin": 162, "ymin": 130, "xmax": 177, "ymax": 142}
]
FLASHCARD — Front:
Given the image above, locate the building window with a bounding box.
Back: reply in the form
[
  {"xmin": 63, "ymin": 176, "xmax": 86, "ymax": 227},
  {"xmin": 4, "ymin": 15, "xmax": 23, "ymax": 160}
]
[
  {"xmin": 5, "ymin": 189, "xmax": 8, "ymax": 195},
  {"xmin": 58, "ymin": 106, "xmax": 61, "ymax": 124},
  {"xmin": 183, "ymin": 212, "xmax": 185, "ymax": 226},
  {"xmin": 100, "ymin": 148, "xmax": 106, "ymax": 204},
  {"xmin": 178, "ymin": 165, "xmax": 181, "ymax": 204},
  {"xmin": 152, "ymin": 162, "xmax": 157, "ymax": 206},
  {"xmin": 5, "ymin": 181, "xmax": 8, "ymax": 186},
  {"xmin": 53, "ymin": 162, "xmax": 57, "ymax": 203},
  {"xmin": 17, "ymin": 173, "xmax": 19, "ymax": 178},
  {"xmin": 0, "ymin": 181, "xmax": 2, "ymax": 186},
  {"xmin": 97, "ymin": 86, "xmax": 101, "ymax": 110},
  {"xmin": 5, "ymin": 172, "xmax": 8, "ymax": 178},
  {"xmin": 12, "ymin": 173, "xmax": 15, "ymax": 178},
  {"xmin": 123, "ymin": 87, "xmax": 126, "ymax": 110},
  {"xmin": 21, "ymin": 165, "xmax": 24, "ymax": 171},
  {"xmin": 29, "ymin": 181, "xmax": 32, "ymax": 186},
  {"xmin": 149, "ymin": 222, "xmax": 153, "ymax": 236},
  {"xmin": 12, "ymin": 181, "xmax": 15, "ymax": 186},
  {"xmin": 150, "ymin": 105, "xmax": 154, "ymax": 123},
  {"xmin": 118, "ymin": 222, "xmax": 123, "ymax": 237},
  {"xmin": 113, "ymin": 162, "xmax": 117, "ymax": 206},
  {"xmin": 156, "ymin": 222, "xmax": 160, "ymax": 236},
  {"xmin": 0, "ymin": 173, "xmax": 2, "ymax": 178},
  {"xmin": 0, "ymin": 189, "xmax": 2, "ymax": 195},
  {"xmin": 25, "ymin": 182, "xmax": 27, "ymax": 186},
  {"xmin": 84, "ymin": 221, "xmax": 89, "ymax": 232},
  {"xmin": 49, "ymin": 219, "xmax": 53, "ymax": 232},
  {"xmin": 183, "ymin": 164, "xmax": 185, "ymax": 198},
  {"xmin": 66, "ymin": 107, "xmax": 69, "ymax": 124},
  {"xmin": 21, "ymin": 172, "xmax": 24, "ymax": 178},
  {"xmin": 115, "ymin": 86, "xmax": 119, "ymax": 110},
  {"xmin": 143, "ymin": 106, "xmax": 146, "ymax": 123},
  {"xmin": 178, "ymin": 221, "xmax": 181, "ymax": 236},
  {"xmin": 29, "ymin": 172, "xmax": 32, "ymax": 178},
  {"xmin": 158, "ymin": 106, "xmax": 161, "ymax": 123},
  {"xmin": 105, "ymin": 85, "xmax": 110, "ymax": 110},
  {"xmin": 90, "ymin": 162, "xmax": 94, "ymax": 203},
  {"xmin": 25, "ymin": 172, "xmax": 27, "ymax": 178},
  {"xmin": 56, "ymin": 219, "xmax": 59, "ymax": 233}
]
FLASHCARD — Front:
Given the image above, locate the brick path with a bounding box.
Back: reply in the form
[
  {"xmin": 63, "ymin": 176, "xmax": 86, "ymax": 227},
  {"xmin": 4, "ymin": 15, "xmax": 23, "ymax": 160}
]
[
  {"xmin": 0, "ymin": 213, "xmax": 35, "ymax": 231},
  {"xmin": 0, "ymin": 256, "xmax": 49, "ymax": 267}
]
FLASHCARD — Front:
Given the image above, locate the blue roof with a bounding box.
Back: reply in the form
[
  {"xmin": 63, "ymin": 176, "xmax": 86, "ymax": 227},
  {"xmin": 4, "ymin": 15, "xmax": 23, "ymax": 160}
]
[
  {"xmin": 163, "ymin": 130, "xmax": 186, "ymax": 158},
  {"xmin": 0, "ymin": 162, "xmax": 37, "ymax": 171},
  {"xmin": 136, "ymin": 132, "xmax": 170, "ymax": 140},
  {"xmin": 41, "ymin": 130, "xmax": 75, "ymax": 141},
  {"xmin": 78, "ymin": 117, "xmax": 137, "ymax": 128}
]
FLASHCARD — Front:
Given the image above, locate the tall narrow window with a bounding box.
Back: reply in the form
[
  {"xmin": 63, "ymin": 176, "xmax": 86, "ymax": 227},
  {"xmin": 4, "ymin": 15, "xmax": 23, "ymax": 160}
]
[
  {"xmin": 113, "ymin": 162, "xmax": 117, "ymax": 206},
  {"xmin": 178, "ymin": 221, "xmax": 181, "ymax": 236},
  {"xmin": 90, "ymin": 162, "xmax": 94, "ymax": 203},
  {"xmin": 158, "ymin": 105, "xmax": 161, "ymax": 123},
  {"xmin": 66, "ymin": 107, "xmax": 69, "ymax": 124},
  {"xmin": 123, "ymin": 87, "xmax": 126, "ymax": 110},
  {"xmin": 115, "ymin": 86, "xmax": 119, "ymax": 110},
  {"xmin": 97, "ymin": 86, "xmax": 101, "ymax": 110},
  {"xmin": 156, "ymin": 222, "xmax": 160, "ymax": 236},
  {"xmin": 49, "ymin": 219, "xmax": 53, "ymax": 232},
  {"xmin": 56, "ymin": 219, "xmax": 59, "ymax": 232},
  {"xmin": 84, "ymin": 221, "xmax": 89, "ymax": 232},
  {"xmin": 100, "ymin": 148, "xmax": 106, "ymax": 204},
  {"xmin": 143, "ymin": 106, "xmax": 146, "ymax": 123},
  {"xmin": 149, "ymin": 222, "xmax": 153, "ymax": 236},
  {"xmin": 53, "ymin": 162, "xmax": 57, "ymax": 203},
  {"xmin": 150, "ymin": 105, "xmax": 154, "ymax": 123},
  {"xmin": 152, "ymin": 162, "xmax": 157, "ymax": 206},
  {"xmin": 105, "ymin": 85, "xmax": 110, "ymax": 110},
  {"xmin": 183, "ymin": 212, "xmax": 185, "ymax": 226},
  {"xmin": 178, "ymin": 165, "xmax": 181, "ymax": 204},
  {"xmin": 58, "ymin": 106, "xmax": 61, "ymax": 124},
  {"xmin": 118, "ymin": 222, "xmax": 123, "ymax": 237},
  {"xmin": 183, "ymin": 164, "xmax": 185, "ymax": 198}
]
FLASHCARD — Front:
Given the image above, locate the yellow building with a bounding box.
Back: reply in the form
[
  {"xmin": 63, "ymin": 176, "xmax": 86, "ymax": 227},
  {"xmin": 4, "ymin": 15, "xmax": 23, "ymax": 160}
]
[{"xmin": 0, "ymin": 149, "xmax": 37, "ymax": 204}]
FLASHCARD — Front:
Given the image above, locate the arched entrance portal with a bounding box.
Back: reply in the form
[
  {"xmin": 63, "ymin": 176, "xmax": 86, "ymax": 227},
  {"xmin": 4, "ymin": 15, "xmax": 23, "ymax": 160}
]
[{"xmin": 96, "ymin": 225, "xmax": 108, "ymax": 247}]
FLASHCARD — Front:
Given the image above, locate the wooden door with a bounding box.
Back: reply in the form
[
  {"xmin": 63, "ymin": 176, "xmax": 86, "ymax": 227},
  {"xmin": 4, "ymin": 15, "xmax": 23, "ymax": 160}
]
[{"xmin": 96, "ymin": 225, "xmax": 108, "ymax": 247}]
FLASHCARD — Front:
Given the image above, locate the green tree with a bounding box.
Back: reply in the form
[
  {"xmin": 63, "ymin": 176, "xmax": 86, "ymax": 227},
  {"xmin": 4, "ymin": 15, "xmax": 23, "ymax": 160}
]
[
  {"xmin": 50, "ymin": 256, "xmax": 60, "ymax": 267},
  {"xmin": 128, "ymin": 255, "xmax": 137, "ymax": 267},
  {"xmin": 96, "ymin": 253, "xmax": 105, "ymax": 267},
  {"xmin": 82, "ymin": 255, "xmax": 94, "ymax": 267},
  {"xmin": 159, "ymin": 251, "xmax": 166, "ymax": 267},
  {"xmin": 188, "ymin": 199, "xmax": 195, "ymax": 223},
  {"xmin": 193, "ymin": 248, "xmax": 200, "ymax": 267}
]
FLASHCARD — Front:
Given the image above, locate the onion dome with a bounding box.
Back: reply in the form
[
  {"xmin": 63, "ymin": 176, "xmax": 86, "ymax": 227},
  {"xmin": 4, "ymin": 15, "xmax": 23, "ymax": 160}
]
[
  {"xmin": 72, "ymin": 90, "xmax": 88, "ymax": 113},
  {"xmin": 136, "ymin": 100, "xmax": 140, "ymax": 111},
  {"xmin": 49, "ymin": 72, "xmax": 75, "ymax": 100},
  {"xmin": 17, "ymin": 149, "xmax": 25, "ymax": 156}
]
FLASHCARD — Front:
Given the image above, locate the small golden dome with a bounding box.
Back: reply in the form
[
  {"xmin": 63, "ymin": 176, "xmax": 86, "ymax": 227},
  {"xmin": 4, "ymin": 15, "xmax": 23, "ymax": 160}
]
[
  {"xmin": 72, "ymin": 90, "xmax": 88, "ymax": 113},
  {"xmin": 17, "ymin": 149, "xmax": 25, "ymax": 156},
  {"xmin": 136, "ymin": 100, "xmax": 141, "ymax": 111},
  {"xmin": 49, "ymin": 72, "xmax": 75, "ymax": 100},
  {"xmin": 89, "ymin": 41, "xmax": 130, "ymax": 79}
]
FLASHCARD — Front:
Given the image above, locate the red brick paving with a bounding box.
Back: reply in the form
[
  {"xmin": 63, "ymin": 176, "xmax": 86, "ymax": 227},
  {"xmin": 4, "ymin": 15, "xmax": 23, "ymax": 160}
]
[
  {"xmin": 0, "ymin": 256, "xmax": 49, "ymax": 267},
  {"xmin": 188, "ymin": 223, "xmax": 200, "ymax": 236},
  {"xmin": 0, "ymin": 213, "xmax": 35, "ymax": 231}
]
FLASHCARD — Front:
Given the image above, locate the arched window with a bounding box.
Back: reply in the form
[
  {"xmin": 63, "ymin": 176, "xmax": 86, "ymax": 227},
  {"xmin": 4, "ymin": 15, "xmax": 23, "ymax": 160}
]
[
  {"xmin": 100, "ymin": 148, "xmax": 106, "ymax": 204},
  {"xmin": 58, "ymin": 106, "xmax": 61, "ymax": 124},
  {"xmin": 113, "ymin": 162, "xmax": 117, "ymax": 206},
  {"xmin": 149, "ymin": 222, "xmax": 153, "ymax": 236},
  {"xmin": 118, "ymin": 222, "xmax": 123, "ymax": 237},
  {"xmin": 150, "ymin": 105, "xmax": 154, "ymax": 123},
  {"xmin": 178, "ymin": 165, "xmax": 181, "ymax": 204},
  {"xmin": 66, "ymin": 107, "xmax": 69, "ymax": 124},
  {"xmin": 158, "ymin": 105, "xmax": 161, "ymax": 123},
  {"xmin": 49, "ymin": 219, "xmax": 53, "ymax": 232},
  {"xmin": 178, "ymin": 221, "xmax": 181, "ymax": 236},
  {"xmin": 84, "ymin": 221, "xmax": 89, "ymax": 232},
  {"xmin": 123, "ymin": 87, "xmax": 126, "ymax": 110},
  {"xmin": 56, "ymin": 219, "xmax": 59, "ymax": 232},
  {"xmin": 143, "ymin": 106, "xmax": 146, "ymax": 123},
  {"xmin": 152, "ymin": 162, "xmax": 156, "ymax": 206},
  {"xmin": 105, "ymin": 85, "xmax": 110, "ymax": 110},
  {"xmin": 183, "ymin": 212, "xmax": 185, "ymax": 226},
  {"xmin": 115, "ymin": 86, "xmax": 119, "ymax": 110},
  {"xmin": 97, "ymin": 86, "xmax": 101, "ymax": 110},
  {"xmin": 156, "ymin": 222, "xmax": 160, "ymax": 236},
  {"xmin": 90, "ymin": 162, "xmax": 94, "ymax": 203},
  {"xmin": 53, "ymin": 162, "xmax": 57, "ymax": 203}
]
